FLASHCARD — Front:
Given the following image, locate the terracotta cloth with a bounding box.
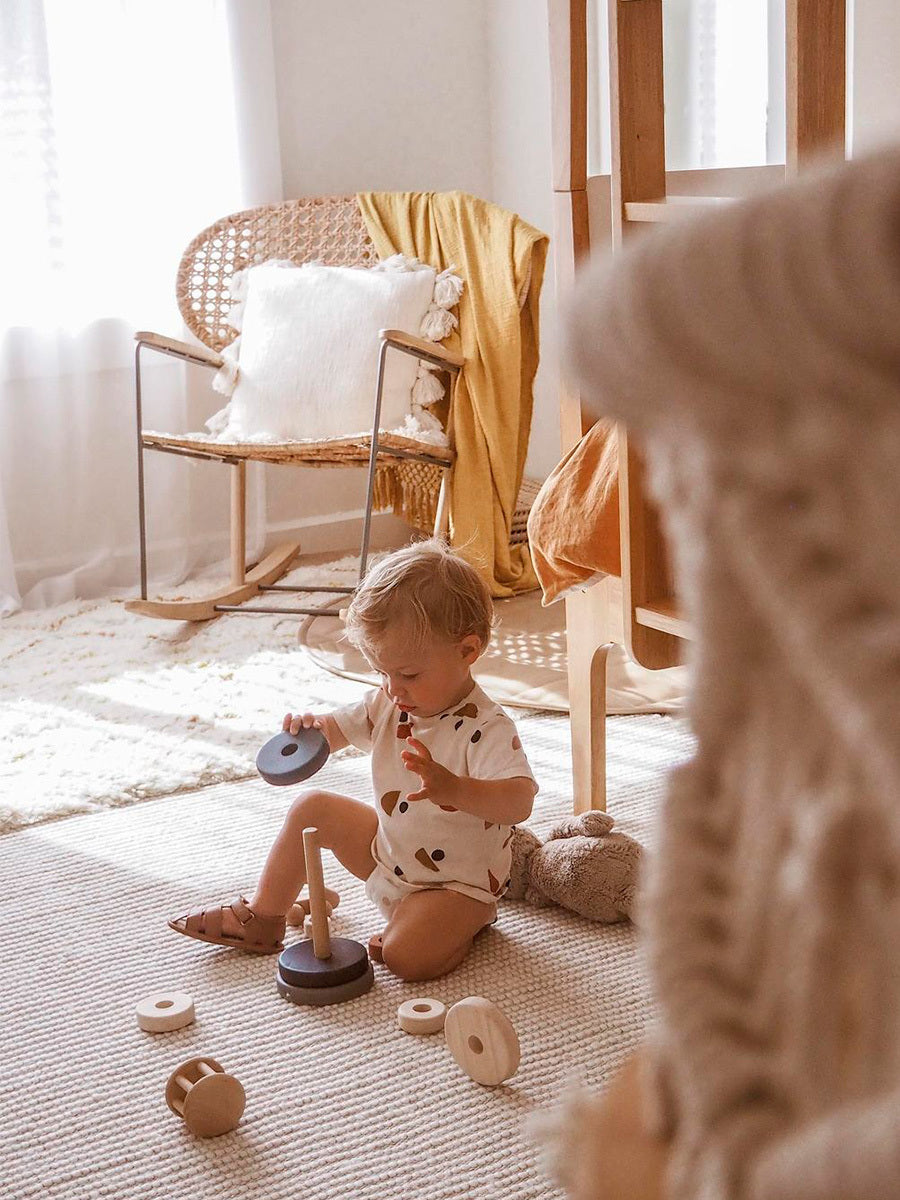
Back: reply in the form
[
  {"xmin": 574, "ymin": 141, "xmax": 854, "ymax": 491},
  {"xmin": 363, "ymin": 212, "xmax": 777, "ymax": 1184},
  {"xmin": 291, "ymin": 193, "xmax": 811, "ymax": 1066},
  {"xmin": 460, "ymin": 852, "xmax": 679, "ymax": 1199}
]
[
  {"xmin": 527, "ymin": 419, "xmax": 621, "ymax": 603},
  {"xmin": 357, "ymin": 191, "xmax": 548, "ymax": 597}
]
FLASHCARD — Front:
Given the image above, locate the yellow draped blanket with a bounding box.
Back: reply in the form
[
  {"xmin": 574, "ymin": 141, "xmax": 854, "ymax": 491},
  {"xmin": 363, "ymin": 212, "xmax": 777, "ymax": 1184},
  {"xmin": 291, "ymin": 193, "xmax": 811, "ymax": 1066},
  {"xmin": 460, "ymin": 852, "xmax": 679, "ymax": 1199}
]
[{"xmin": 357, "ymin": 191, "xmax": 548, "ymax": 597}]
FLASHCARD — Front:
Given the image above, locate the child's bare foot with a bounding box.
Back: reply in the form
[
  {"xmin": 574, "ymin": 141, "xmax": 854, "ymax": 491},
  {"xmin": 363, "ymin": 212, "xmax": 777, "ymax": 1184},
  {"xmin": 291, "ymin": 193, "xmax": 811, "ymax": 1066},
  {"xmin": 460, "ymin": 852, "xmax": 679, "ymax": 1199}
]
[{"xmin": 168, "ymin": 897, "xmax": 285, "ymax": 954}]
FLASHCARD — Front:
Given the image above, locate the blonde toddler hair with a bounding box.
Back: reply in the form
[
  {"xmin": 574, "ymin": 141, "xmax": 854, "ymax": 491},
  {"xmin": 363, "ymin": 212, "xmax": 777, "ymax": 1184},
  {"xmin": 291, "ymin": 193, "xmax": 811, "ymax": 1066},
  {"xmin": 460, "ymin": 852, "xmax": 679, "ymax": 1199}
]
[{"xmin": 345, "ymin": 540, "xmax": 493, "ymax": 653}]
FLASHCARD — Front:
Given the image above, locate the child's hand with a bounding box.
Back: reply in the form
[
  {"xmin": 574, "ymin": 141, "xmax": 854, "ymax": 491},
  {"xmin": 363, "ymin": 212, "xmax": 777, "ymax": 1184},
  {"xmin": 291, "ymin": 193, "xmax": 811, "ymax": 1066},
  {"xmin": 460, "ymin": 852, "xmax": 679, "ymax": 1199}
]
[
  {"xmin": 283, "ymin": 712, "xmax": 323, "ymax": 736},
  {"xmin": 401, "ymin": 738, "xmax": 461, "ymax": 806}
]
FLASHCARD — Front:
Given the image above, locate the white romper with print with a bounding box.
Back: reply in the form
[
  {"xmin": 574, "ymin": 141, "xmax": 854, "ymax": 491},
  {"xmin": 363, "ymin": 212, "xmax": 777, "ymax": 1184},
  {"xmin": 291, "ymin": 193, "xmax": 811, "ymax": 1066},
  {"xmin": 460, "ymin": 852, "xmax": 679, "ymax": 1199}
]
[{"xmin": 333, "ymin": 682, "xmax": 536, "ymax": 912}]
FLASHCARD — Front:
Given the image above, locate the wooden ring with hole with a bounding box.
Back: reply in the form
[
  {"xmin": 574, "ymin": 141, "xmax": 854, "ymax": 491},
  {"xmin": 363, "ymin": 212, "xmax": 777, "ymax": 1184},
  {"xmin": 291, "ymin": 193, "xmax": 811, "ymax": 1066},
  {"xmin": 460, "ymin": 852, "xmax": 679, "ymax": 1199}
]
[
  {"xmin": 136, "ymin": 991, "xmax": 195, "ymax": 1033},
  {"xmin": 397, "ymin": 997, "xmax": 447, "ymax": 1034},
  {"xmin": 444, "ymin": 996, "xmax": 520, "ymax": 1085}
]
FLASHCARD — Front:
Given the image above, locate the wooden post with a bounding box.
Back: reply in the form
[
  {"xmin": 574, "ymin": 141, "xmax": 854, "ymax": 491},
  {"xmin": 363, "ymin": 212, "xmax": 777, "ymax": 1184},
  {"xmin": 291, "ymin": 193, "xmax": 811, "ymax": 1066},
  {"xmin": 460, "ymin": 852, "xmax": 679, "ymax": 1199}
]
[
  {"xmin": 786, "ymin": 0, "xmax": 846, "ymax": 175},
  {"xmin": 549, "ymin": 0, "xmax": 591, "ymax": 452},
  {"xmin": 230, "ymin": 461, "xmax": 246, "ymax": 587},
  {"xmin": 608, "ymin": 0, "xmax": 666, "ymax": 247},
  {"xmin": 302, "ymin": 827, "xmax": 332, "ymax": 960}
]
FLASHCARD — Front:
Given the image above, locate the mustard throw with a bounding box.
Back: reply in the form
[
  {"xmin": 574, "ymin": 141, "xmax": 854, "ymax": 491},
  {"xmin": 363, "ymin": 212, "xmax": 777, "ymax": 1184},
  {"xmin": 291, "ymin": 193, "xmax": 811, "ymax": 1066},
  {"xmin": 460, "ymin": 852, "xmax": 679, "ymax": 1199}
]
[{"xmin": 357, "ymin": 191, "xmax": 548, "ymax": 597}]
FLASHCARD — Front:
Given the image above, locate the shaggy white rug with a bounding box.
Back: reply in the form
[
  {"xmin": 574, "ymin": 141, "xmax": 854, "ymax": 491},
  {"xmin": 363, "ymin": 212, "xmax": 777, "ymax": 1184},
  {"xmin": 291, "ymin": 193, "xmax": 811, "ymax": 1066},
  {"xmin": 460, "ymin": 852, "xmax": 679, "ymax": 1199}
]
[
  {"xmin": 0, "ymin": 555, "xmax": 686, "ymax": 833},
  {"xmin": 3, "ymin": 715, "xmax": 694, "ymax": 1200},
  {"xmin": 0, "ymin": 593, "xmax": 363, "ymax": 833}
]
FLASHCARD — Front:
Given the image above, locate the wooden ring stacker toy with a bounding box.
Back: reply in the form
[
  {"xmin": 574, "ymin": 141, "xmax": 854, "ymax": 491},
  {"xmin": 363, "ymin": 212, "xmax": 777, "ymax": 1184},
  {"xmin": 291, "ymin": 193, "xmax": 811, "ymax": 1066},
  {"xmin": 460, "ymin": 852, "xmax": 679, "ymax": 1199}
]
[
  {"xmin": 165, "ymin": 1056, "xmax": 246, "ymax": 1137},
  {"xmin": 276, "ymin": 827, "xmax": 374, "ymax": 1006},
  {"xmin": 256, "ymin": 727, "xmax": 330, "ymax": 787},
  {"xmin": 443, "ymin": 997, "xmax": 520, "ymax": 1085}
]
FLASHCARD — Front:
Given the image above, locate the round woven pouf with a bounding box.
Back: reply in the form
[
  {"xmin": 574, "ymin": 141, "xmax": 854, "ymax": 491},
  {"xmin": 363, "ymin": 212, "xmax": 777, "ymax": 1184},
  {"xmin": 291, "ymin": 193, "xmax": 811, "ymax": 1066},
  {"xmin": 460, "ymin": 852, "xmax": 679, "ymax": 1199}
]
[{"xmin": 276, "ymin": 937, "xmax": 374, "ymax": 1006}]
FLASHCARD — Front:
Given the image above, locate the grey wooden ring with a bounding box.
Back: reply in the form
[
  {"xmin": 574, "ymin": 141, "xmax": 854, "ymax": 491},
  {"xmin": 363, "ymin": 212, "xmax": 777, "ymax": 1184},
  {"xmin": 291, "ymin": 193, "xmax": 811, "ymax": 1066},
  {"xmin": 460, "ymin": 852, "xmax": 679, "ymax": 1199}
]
[{"xmin": 276, "ymin": 962, "xmax": 374, "ymax": 1006}]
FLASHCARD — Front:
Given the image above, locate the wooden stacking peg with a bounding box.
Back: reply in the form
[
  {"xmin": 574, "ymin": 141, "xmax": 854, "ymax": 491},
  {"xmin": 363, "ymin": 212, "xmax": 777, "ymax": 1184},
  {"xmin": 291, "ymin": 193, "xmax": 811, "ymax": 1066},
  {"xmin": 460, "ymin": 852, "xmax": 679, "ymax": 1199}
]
[
  {"xmin": 304, "ymin": 826, "xmax": 332, "ymax": 958},
  {"xmin": 275, "ymin": 827, "xmax": 374, "ymax": 1006},
  {"xmin": 165, "ymin": 1056, "xmax": 245, "ymax": 1137},
  {"xmin": 444, "ymin": 997, "xmax": 520, "ymax": 1085}
]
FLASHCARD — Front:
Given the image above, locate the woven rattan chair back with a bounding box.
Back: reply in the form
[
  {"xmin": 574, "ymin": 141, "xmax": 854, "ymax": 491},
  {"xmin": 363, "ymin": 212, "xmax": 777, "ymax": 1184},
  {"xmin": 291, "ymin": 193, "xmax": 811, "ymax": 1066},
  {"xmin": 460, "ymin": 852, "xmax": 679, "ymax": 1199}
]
[{"xmin": 176, "ymin": 196, "xmax": 380, "ymax": 354}]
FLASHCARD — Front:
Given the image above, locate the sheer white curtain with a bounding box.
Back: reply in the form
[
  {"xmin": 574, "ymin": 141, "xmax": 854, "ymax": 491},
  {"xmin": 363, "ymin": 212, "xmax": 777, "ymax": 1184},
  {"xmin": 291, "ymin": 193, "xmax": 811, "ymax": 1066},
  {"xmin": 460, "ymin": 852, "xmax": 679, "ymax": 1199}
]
[{"xmin": 0, "ymin": 0, "xmax": 282, "ymax": 613}]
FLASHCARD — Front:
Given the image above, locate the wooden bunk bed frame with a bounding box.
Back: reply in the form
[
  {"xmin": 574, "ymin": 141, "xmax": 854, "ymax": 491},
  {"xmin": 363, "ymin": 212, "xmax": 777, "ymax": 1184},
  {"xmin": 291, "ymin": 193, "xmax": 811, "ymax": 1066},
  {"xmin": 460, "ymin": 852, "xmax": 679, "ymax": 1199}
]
[{"xmin": 547, "ymin": 0, "xmax": 846, "ymax": 811}]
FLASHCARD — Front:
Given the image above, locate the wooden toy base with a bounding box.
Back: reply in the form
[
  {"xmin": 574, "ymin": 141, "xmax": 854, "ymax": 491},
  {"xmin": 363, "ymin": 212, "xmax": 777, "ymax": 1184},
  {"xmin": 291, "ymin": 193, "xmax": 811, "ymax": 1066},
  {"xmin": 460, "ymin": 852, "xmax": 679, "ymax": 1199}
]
[
  {"xmin": 278, "ymin": 937, "xmax": 370, "ymax": 988},
  {"xmin": 276, "ymin": 962, "xmax": 374, "ymax": 1006}
]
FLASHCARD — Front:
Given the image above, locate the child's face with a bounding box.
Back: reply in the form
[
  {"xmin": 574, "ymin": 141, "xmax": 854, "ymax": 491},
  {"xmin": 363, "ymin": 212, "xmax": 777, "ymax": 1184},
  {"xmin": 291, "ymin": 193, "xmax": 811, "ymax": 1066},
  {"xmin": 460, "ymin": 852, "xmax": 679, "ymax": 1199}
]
[{"xmin": 364, "ymin": 623, "xmax": 482, "ymax": 718}]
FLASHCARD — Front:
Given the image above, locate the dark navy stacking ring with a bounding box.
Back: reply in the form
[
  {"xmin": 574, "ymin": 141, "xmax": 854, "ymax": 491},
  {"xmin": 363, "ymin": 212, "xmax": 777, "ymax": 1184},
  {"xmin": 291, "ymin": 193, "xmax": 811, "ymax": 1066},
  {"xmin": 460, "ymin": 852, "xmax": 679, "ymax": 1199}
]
[{"xmin": 256, "ymin": 728, "xmax": 330, "ymax": 786}]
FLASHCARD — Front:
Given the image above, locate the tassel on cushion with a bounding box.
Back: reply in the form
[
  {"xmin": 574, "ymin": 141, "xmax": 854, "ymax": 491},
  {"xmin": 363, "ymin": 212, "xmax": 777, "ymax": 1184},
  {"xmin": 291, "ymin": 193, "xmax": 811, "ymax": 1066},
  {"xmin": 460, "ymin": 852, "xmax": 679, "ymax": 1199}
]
[
  {"xmin": 412, "ymin": 363, "xmax": 445, "ymax": 408},
  {"xmin": 205, "ymin": 403, "xmax": 232, "ymax": 435},
  {"xmin": 434, "ymin": 266, "xmax": 464, "ymax": 308},
  {"xmin": 212, "ymin": 341, "xmax": 240, "ymax": 397},
  {"xmin": 374, "ymin": 253, "xmax": 430, "ymax": 274},
  {"xmin": 420, "ymin": 305, "xmax": 458, "ymax": 341}
]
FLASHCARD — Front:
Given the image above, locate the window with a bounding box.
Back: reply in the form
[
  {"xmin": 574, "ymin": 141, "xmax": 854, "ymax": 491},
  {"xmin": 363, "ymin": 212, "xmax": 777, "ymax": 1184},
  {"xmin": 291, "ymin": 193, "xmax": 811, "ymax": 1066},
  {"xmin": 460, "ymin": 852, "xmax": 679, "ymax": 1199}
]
[{"xmin": 589, "ymin": 0, "xmax": 785, "ymax": 176}]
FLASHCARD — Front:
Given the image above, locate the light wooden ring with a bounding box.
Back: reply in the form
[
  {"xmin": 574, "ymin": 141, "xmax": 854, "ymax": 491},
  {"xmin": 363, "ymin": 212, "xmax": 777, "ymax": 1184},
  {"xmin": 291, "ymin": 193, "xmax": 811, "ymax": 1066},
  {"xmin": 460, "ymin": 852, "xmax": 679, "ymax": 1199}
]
[
  {"xmin": 285, "ymin": 899, "xmax": 334, "ymax": 927},
  {"xmin": 397, "ymin": 997, "xmax": 447, "ymax": 1035},
  {"xmin": 136, "ymin": 991, "xmax": 195, "ymax": 1033},
  {"xmin": 444, "ymin": 996, "xmax": 520, "ymax": 1085}
]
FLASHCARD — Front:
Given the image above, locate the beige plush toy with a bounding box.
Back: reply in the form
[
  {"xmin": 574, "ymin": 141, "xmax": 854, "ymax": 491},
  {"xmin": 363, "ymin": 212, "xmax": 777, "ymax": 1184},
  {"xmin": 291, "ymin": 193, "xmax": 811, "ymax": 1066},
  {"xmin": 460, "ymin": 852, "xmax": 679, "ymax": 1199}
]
[{"xmin": 507, "ymin": 811, "xmax": 642, "ymax": 923}]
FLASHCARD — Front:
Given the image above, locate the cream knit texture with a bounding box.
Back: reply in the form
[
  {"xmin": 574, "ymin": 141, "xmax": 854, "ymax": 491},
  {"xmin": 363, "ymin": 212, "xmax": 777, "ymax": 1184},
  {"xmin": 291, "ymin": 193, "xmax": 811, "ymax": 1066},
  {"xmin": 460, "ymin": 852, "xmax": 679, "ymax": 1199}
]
[{"xmin": 565, "ymin": 146, "xmax": 900, "ymax": 1200}]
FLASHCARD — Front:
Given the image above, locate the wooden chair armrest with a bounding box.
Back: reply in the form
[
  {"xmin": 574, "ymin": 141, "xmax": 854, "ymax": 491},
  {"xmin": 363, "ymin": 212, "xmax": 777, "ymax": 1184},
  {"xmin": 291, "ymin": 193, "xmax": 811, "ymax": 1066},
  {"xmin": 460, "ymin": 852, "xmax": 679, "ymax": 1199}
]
[
  {"xmin": 135, "ymin": 331, "xmax": 224, "ymax": 369},
  {"xmin": 380, "ymin": 328, "xmax": 464, "ymax": 370}
]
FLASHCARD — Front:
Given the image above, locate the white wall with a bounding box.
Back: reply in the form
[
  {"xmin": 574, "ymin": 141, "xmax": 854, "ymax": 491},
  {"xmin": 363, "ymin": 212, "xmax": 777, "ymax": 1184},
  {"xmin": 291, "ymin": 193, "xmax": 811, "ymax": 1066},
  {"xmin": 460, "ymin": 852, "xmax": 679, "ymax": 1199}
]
[
  {"xmin": 265, "ymin": 0, "xmax": 502, "ymax": 535},
  {"xmin": 485, "ymin": 0, "xmax": 560, "ymax": 478},
  {"xmin": 271, "ymin": 0, "xmax": 492, "ymax": 197},
  {"xmin": 268, "ymin": 0, "xmax": 560, "ymax": 507},
  {"xmin": 851, "ymin": 0, "xmax": 900, "ymax": 152}
]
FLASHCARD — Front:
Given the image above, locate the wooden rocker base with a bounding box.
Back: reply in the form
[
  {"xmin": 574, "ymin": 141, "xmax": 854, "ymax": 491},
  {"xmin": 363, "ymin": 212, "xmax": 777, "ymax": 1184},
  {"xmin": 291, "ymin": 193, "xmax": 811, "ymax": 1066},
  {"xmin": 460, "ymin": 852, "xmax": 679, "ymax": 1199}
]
[{"xmin": 125, "ymin": 542, "xmax": 301, "ymax": 622}]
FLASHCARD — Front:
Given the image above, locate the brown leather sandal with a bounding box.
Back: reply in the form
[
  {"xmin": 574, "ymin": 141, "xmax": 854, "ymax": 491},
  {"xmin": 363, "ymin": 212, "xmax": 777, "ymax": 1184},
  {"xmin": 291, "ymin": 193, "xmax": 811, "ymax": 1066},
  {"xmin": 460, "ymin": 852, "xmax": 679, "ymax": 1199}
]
[{"xmin": 168, "ymin": 897, "xmax": 285, "ymax": 954}]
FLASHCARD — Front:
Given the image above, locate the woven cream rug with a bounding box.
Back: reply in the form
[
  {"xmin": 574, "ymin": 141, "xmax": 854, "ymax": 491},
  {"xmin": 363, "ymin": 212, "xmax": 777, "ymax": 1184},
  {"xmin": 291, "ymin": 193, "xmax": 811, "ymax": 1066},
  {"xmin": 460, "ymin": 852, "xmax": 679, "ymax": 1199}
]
[{"xmin": 2, "ymin": 713, "xmax": 694, "ymax": 1200}]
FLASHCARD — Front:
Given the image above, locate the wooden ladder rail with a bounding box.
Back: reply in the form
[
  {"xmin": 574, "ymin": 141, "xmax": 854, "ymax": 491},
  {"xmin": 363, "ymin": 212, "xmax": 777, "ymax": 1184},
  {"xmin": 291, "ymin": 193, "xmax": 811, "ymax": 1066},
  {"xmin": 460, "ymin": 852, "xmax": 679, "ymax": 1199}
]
[{"xmin": 547, "ymin": 0, "xmax": 847, "ymax": 811}]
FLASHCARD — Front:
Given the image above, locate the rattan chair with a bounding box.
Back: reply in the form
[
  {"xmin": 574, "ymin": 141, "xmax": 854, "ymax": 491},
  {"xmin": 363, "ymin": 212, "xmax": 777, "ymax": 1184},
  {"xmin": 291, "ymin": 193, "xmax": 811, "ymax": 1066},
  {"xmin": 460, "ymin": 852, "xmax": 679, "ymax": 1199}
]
[{"xmin": 126, "ymin": 195, "xmax": 464, "ymax": 621}]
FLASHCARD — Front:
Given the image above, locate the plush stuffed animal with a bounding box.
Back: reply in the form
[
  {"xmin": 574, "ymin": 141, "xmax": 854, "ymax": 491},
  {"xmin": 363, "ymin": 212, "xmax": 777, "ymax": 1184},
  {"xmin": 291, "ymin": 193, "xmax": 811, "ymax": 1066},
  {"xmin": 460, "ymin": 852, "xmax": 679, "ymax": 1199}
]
[{"xmin": 506, "ymin": 810, "xmax": 643, "ymax": 923}]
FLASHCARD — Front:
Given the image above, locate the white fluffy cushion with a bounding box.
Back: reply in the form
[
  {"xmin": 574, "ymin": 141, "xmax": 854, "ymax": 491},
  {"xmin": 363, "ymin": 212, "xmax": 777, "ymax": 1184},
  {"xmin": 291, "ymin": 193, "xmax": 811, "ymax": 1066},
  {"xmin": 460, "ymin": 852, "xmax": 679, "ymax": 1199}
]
[{"xmin": 209, "ymin": 259, "xmax": 440, "ymax": 443}]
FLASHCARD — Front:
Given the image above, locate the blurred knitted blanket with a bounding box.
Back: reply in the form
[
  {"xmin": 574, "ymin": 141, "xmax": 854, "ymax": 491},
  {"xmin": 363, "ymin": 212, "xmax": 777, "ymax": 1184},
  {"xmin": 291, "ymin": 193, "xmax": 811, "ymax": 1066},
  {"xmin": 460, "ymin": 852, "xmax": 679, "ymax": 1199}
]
[{"xmin": 539, "ymin": 145, "xmax": 900, "ymax": 1200}]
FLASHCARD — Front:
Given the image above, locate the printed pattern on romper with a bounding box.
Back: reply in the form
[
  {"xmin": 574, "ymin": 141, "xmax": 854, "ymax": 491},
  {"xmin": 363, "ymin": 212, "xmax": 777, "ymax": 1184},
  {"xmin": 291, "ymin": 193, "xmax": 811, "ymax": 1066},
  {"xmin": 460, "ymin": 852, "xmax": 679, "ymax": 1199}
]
[{"xmin": 332, "ymin": 683, "xmax": 536, "ymax": 902}]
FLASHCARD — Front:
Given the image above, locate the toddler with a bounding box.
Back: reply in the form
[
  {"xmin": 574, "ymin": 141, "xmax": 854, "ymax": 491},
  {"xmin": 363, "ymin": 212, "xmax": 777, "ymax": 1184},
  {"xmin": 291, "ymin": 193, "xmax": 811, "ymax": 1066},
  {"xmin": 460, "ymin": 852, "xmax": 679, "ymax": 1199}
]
[{"xmin": 169, "ymin": 540, "xmax": 538, "ymax": 981}]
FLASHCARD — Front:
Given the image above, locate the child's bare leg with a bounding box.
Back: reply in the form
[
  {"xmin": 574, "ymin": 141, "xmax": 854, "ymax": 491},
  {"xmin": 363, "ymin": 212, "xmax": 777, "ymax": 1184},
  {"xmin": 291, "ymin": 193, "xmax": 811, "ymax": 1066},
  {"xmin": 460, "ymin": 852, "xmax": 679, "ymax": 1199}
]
[
  {"xmin": 381, "ymin": 889, "xmax": 497, "ymax": 982},
  {"xmin": 251, "ymin": 789, "xmax": 377, "ymax": 913},
  {"xmin": 201, "ymin": 790, "xmax": 376, "ymax": 941},
  {"xmin": 169, "ymin": 791, "xmax": 376, "ymax": 951}
]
